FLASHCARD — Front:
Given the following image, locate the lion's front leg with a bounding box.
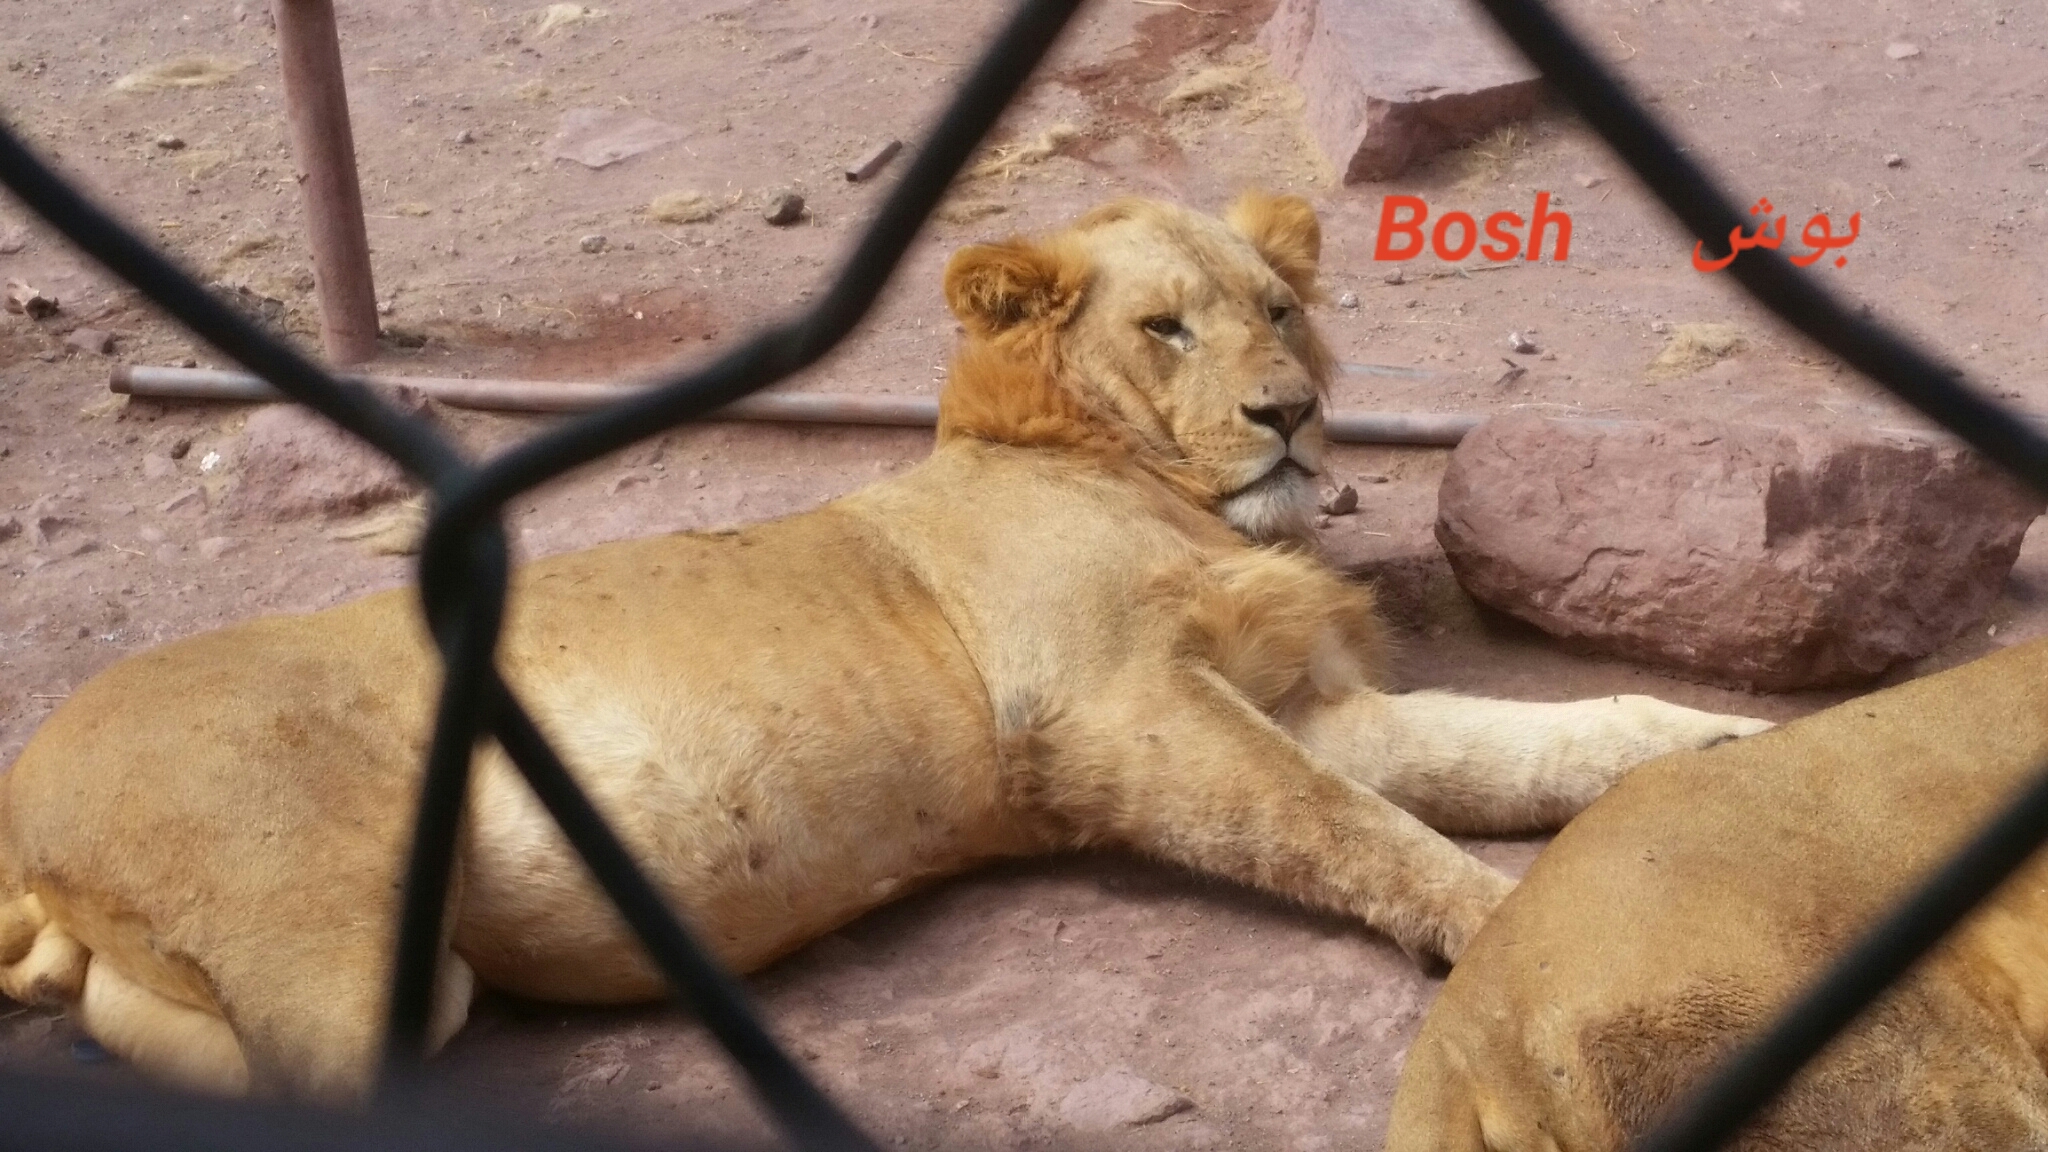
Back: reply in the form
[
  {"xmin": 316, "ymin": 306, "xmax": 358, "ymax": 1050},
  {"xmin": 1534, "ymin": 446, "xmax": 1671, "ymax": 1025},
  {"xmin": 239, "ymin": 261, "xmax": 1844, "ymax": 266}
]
[
  {"xmin": 1068, "ymin": 669, "xmax": 1514, "ymax": 966},
  {"xmin": 1287, "ymin": 689, "xmax": 1773, "ymax": 837}
]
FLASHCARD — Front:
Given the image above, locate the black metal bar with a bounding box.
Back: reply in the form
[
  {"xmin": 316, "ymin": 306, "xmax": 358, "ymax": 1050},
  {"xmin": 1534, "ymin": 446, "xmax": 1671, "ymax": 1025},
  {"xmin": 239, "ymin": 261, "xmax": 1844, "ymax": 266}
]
[
  {"xmin": 379, "ymin": 526, "xmax": 508, "ymax": 1082},
  {"xmin": 0, "ymin": 1069, "xmax": 670, "ymax": 1152}
]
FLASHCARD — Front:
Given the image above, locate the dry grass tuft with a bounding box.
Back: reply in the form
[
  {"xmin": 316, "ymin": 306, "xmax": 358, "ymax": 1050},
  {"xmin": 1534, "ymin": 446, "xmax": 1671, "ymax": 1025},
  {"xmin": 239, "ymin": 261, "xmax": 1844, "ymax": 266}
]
[{"xmin": 1648, "ymin": 322, "xmax": 1747, "ymax": 379}]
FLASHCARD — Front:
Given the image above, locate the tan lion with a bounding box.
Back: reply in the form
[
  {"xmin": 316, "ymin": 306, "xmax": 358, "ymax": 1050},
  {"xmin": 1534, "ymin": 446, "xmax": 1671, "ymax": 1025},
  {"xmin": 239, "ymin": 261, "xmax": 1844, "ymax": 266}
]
[
  {"xmin": 0, "ymin": 192, "xmax": 1768, "ymax": 1103},
  {"xmin": 1385, "ymin": 637, "xmax": 2048, "ymax": 1152}
]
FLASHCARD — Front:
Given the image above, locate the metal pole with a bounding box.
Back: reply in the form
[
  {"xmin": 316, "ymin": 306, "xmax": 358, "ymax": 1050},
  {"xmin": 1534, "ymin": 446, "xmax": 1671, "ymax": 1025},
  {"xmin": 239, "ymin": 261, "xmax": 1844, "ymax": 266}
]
[
  {"xmin": 110, "ymin": 364, "xmax": 1487, "ymax": 445},
  {"xmin": 271, "ymin": 0, "xmax": 380, "ymax": 366}
]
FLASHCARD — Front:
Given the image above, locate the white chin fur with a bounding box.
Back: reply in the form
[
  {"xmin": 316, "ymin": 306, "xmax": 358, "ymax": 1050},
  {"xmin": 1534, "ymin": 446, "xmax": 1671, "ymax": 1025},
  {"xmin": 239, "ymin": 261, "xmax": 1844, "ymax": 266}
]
[{"xmin": 1220, "ymin": 469, "xmax": 1318, "ymax": 544}]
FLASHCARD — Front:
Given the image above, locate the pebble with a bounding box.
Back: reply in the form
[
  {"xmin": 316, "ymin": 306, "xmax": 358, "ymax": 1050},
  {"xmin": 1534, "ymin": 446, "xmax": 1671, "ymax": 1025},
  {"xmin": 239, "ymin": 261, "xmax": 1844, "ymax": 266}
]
[
  {"xmin": 454, "ymin": 128, "xmax": 476, "ymax": 145},
  {"xmin": 159, "ymin": 488, "xmax": 205, "ymax": 514},
  {"xmin": 1337, "ymin": 291, "xmax": 1360, "ymax": 309},
  {"xmin": 1884, "ymin": 41, "xmax": 1921, "ymax": 60},
  {"xmin": 844, "ymin": 138, "xmax": 903, "ymax": 183},
  {"xmin": 1321, "ymin": 484, "xmax": 1360, "ymax": 516},
  {"xmin": 1384, "ymin": 267, "xmax": 1405, "ymax": 285},
  {"xmin": 1508, "ymin": 331, "xmax": 1538, "ymax": 355},
  {"xmin": 579, "ymin": 234, "xmax": 607, "ymax": 254},
  {"xmin": 169, "ymin": 437, "xmax": 192, "ymax": 460},
  {"xmin": 0, "ymin": 225, "xmax": 27, "ymax": 254},
  {"xmin": 63, "ymin": 327, "xmax": 115, "ymax": 356},
  {"xmin": 197, "ymin": 536, "xmax": 237, "ymax": 560},
  {"xmin": 154, "ymin": 134, "xmax": 186, "ymax": 151},
  {"xmin": 763, "ymin": 191, "xmax": 806, "ymax": 226},
  {"xmin": 1884, "ymin": 153, "xmax": 1904, "ymax": 168}
]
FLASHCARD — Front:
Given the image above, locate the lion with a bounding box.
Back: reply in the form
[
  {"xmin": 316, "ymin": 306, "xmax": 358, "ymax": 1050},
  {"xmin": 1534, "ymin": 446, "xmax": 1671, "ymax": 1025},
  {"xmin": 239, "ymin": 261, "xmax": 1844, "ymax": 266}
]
[
  {"xmin": 1384, "ymin": 637, "xmax": 2048, "ymax": 1152},
  {"xmin": 0, "ymin": 192, "xmax": 1769, "ymax": 1103}
]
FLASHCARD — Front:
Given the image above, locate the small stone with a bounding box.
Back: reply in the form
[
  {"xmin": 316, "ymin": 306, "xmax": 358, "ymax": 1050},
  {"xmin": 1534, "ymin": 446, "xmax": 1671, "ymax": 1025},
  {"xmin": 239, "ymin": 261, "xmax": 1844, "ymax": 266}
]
[
  {"xmin": 1884, "ymin": 41, "xmax": 1921, "ymax": 60},
  {"xmin": 1337, "ymin": 290, "xmax": 1360, "ymax": 309},
  {"xmin": 63, "ymin": 327, "xmax": 115, "ymax": 355},
  {"xmin": 1321, "ymin": 483, "xmax": 1360, "ymax": 516},
  {"xmin": 376, "ymin": 299, "xmax": 395, "ymax": 316},
  {"xmin": 0, "ymin": 224, "xmax": 29, "ymax": 254},
  {"xmin": 197, "ymin": 536, "xmax": 236, "ymax": 560},
  {"xmin": 0, "ymin": 516, "xmax": 19, "ymax": 543},
  {"xmin": 844, "ymin": 138, "xmax": 903, "ymax": 183},
  {"xmin": 154, "ymin": 134, "xmax": 186, "ymax": 150},
  {"xmin": 1384, "ymin": 267, "xmax": 1405, "ymax": 285},
  {"xmin": 169, "ymin": 437, "xmax": 192, "ymax": 460},
  {"xmin": 1361, "ymin": 473, "xmax": 1391, "ymax": 484},
  {"xmin": 1574, "ymin": 172, "xmax": 1606, "ymax": 188},
  {"xmin": 1508, "ymin": 331, "xmax": 1538, "ymax": 355},
  {"xmin": 763, "ymin": 191, "xmax": 806, "ymax": 226},
  {"xmin": 1315, "ymin": 514, "xmax": 1332, "ymax": 529},
  {"xmin": 158, "ymin": 488, "xmax": 205, "ymax": 514},
  {"xmin": 141, "ymin": 453, "xmax": 176, "ymax": 480},
  {"xmin": 137, "ymin": 525, "xmax": 166, "ymax": 544},
  {"xmin": 1058, "ymin": 1071, "xmax": 1194, "ymax": 1131},
  {"xmin": 1884, "ymin": 153, "xmax": 1905, "ymax": 168},
  {"xmin": 454, "ymin": 128, "xmax": 476, "ymax": 145},
  {"xmin": 579, "ymin": 234, "xmax": 607, "ymax": 254},
  {"xmin": 4, "ymin": 279, "xmax": 58, "ymax": 319},
  {"xmin": 1650, "ymin": 320, "xmax": 1670, "ymax": 334}
]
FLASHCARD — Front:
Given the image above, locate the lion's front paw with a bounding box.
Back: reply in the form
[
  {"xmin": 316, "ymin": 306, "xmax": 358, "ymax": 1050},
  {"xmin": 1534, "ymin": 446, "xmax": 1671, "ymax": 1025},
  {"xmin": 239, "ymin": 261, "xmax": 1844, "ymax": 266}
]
[{"xmin": 1394, "ymin": 866, "xmax": 1516, "ymax": 972}]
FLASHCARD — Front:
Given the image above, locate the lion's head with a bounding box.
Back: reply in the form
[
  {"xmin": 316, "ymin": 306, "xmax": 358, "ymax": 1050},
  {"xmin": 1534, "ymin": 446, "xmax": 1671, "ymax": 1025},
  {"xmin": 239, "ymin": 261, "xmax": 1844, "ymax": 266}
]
[{"xmin": 938, "ymin": 192, "xmax": 1336, "ymax": 544}]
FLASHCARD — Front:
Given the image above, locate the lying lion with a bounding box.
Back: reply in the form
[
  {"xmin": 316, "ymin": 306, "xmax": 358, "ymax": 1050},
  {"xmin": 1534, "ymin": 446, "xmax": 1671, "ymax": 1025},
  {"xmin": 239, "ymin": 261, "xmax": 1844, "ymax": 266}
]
[
  {"xmin": 0, "ymin": 192, "xmax": 1767, "ymax": 1102},
  {"xmin": 1385, "ymin": 637, "xmax": 2048, "ymax": 1152}
]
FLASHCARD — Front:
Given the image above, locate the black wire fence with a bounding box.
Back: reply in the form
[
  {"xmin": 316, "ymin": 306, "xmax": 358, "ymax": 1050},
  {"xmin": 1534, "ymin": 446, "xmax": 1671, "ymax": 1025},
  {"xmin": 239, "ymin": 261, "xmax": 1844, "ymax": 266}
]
[{"xmin": 0, "ymin": 0, "xmax": 2042, "ymax": 1148}]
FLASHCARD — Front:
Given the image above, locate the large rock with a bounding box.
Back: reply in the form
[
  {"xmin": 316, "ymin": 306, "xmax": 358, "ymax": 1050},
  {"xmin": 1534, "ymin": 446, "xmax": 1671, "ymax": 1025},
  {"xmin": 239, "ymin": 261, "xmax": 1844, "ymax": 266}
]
[
  {"xmin": 1258, "ymin": 0, "xmax": 1541, "ymax": 183},
  {"xmin": 229, "ymin": 403, "xmax": 417, "ymax": 522},
  {"xmin": 1435, "ymin": 415, "xmax": 2045, "ymax": 690}
]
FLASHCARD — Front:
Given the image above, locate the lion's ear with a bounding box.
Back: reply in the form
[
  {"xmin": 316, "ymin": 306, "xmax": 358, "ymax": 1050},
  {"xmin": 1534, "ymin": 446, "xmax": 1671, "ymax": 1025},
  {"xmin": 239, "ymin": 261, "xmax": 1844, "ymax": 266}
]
[
  {"xmin": 943, "ymin": 238, "xmax": 1089, "ymax": 337},
  {"xmin": 1226, "ymin": 190, "xmax": 1323, "ymax": 303}
]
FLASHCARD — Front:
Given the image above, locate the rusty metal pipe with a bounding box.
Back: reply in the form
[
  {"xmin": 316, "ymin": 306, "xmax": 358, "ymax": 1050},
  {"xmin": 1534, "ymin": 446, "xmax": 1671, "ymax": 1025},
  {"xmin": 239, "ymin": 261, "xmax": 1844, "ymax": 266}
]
[
  {"xmin": 272, "ymin": 0, "xmax": 380, "ymax": 365},
  {"xmin": 110, "ymin": 364, "xmax": 1483, "ymax": 445}
]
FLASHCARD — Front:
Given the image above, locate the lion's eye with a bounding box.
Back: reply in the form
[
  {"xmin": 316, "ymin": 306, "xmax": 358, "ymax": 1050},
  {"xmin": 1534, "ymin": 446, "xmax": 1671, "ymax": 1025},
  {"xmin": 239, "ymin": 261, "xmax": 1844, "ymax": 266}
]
[
  {"xmin": 1268, "ymin": 304, "xmax": 1294, "ymax": 325},
  {"xmin": 1142, "ymin": 316, "xmax": 1186, "ymax": 340}
]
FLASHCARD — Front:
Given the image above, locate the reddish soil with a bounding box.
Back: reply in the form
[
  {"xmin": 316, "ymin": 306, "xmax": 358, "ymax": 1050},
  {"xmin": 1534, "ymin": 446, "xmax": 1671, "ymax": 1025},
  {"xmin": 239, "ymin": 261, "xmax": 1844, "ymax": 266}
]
[{"xmin": 3, "ymin": 0, "xmax": 2046, "ymax": 1146}]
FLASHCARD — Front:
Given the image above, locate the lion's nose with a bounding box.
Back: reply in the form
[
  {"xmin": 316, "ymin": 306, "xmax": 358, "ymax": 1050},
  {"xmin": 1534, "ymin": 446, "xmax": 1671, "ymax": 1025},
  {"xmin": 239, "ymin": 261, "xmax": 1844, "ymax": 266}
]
[{"xmin": 1242, "ymin": 398, "xmax": 1319, "ymax": 438}]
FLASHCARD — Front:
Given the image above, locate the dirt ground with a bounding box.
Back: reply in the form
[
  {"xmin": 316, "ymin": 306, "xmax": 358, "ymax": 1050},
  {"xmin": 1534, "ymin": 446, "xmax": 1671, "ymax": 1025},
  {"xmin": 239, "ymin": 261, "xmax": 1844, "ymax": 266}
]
[{"xmin": 3, "ymin": 0, "xmax": 2047, "ymax": 1146}]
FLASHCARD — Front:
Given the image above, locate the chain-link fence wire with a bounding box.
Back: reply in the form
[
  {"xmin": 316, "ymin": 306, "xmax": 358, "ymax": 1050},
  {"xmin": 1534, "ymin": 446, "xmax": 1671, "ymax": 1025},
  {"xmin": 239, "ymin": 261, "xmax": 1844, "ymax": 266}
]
[{"xmin": 1, "ymin": 0, "xmax": 2045, "ymax": 1148}]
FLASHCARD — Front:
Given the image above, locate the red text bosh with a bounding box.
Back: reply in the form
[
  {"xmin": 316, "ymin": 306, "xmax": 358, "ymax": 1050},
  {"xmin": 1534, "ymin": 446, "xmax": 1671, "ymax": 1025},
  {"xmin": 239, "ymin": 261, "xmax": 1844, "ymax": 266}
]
[{"xmin": 1374, "ymin": 192, "xmax": 1571, "ymax": 262}]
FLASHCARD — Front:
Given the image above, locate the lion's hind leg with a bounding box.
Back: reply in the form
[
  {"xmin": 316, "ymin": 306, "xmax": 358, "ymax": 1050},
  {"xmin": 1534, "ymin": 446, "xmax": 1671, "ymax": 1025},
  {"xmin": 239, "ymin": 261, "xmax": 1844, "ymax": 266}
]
[
  {"xmin": 79, "ymin": 957, "xmax": 249, "ymax": 1096},
  {"xmin": 0, "ymin": 896, "xmax": 87, "ymax": 1006}
]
